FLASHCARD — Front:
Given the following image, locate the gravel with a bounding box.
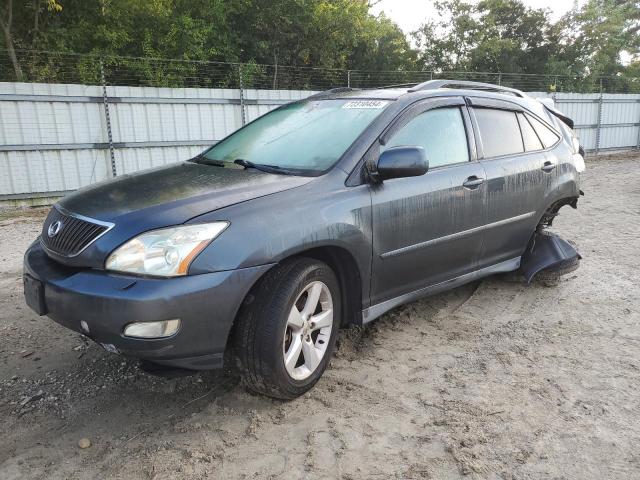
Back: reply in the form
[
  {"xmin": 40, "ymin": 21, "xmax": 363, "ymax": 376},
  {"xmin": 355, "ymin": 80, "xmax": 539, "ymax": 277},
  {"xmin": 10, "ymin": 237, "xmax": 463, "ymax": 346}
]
[{"xmin": 0, "ymin": 152, "xmax": 639, "ymax": 479}]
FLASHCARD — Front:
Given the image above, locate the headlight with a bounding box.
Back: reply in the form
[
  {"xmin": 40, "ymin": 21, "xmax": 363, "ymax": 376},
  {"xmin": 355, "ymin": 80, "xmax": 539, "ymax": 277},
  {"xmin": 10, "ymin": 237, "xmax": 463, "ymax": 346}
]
[{"xmin": 105, "ymin": 222, "xmax": 228, "ymax": 276}]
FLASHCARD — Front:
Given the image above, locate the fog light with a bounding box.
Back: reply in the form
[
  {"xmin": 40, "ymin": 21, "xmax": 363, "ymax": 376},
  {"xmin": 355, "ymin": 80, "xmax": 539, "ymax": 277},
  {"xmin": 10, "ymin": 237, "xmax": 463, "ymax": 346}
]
[{"xmin": 123, "ymin": 319, "xmax": 181, "ymax": 339}]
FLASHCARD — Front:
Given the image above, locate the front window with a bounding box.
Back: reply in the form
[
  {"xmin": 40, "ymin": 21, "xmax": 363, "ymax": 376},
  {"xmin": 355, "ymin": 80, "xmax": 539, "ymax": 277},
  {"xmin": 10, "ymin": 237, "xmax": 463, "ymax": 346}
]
[
  {"xmin": 200, "ymin": 99, "xmax": 390, "ymax": 175},
  {"xmin": 385, "ymin": 107, "xmax": 469, "ymax": 168}
]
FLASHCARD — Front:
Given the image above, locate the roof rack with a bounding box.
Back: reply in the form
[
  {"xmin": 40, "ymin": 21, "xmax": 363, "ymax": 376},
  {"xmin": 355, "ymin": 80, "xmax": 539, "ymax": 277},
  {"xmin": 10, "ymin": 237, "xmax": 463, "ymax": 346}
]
[
  {"xmin": 376, "ymin": 83, "xmax": 420, "ymax": 89},
  {"xmin": 305, "ymin": 87, "xmax": 358, "ymax": 100},
  {"xmin": 407, "ymin": 80, "xmax": 526, "ymax": 98}
]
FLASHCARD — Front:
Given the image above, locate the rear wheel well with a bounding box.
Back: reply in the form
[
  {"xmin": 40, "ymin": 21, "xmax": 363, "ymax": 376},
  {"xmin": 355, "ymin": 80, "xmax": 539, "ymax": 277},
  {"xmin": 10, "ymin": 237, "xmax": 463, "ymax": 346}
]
[{"xmin": 538, "ymin": 196, "xmax": 579, "ymax": 229}]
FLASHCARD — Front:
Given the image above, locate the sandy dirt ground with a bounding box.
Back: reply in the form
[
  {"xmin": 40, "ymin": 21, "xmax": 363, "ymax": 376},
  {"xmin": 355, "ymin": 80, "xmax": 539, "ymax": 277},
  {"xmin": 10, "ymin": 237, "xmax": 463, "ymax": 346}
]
[{"xmin": 0, "ymin": 153, "xmax": 639, "ymax": 479}]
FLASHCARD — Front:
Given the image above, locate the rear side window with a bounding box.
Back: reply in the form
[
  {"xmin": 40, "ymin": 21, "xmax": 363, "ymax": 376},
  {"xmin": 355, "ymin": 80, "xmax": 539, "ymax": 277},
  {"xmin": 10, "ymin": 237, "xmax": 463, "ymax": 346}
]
[
  {"xmin": 517, "ymin": 113, "xmax": 543, "ymax": 151},
  {"xmin": 474, "ymin": 108, "xmax": 524, "ymax": 158},
  {"xmin": 384, "ymin": 107, "xmax": 469, "ymax": 168},
  {"xmin": 526, "ymin": 113, "xmax": 560, "ymax": 148}
]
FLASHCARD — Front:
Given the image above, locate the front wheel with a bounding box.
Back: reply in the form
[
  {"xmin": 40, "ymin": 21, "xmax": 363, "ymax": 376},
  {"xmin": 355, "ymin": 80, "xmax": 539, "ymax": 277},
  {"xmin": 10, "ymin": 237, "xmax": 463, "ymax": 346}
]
[{"xmin": 232, "ymin": 258, "xmax": 340, "ymax": 399}]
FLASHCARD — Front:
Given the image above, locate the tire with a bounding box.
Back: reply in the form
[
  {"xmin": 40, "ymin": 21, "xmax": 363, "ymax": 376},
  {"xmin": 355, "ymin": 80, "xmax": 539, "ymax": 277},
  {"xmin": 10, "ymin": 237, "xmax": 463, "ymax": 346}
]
[
  {"xmin": 232, "ymin": 257, "xmax": 341, "ymax": 399},
  {"xmin": 534, "ymin": 255, "xmax": 581, "ymax": 287}
]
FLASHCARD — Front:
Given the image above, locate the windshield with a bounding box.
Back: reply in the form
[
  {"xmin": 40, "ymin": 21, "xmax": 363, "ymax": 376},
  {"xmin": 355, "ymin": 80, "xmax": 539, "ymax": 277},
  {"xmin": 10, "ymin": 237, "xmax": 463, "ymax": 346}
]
[{"xmin": 201, "ymin": 98, "xmax": 390, "ymax": 174}]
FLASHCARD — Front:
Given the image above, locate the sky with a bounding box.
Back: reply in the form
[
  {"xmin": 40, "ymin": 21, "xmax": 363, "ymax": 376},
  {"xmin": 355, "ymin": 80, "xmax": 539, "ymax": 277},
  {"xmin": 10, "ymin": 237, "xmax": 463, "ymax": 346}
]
[{"xmin": 370, "ymin": 0, "xmax": 582, "ymax": 34}]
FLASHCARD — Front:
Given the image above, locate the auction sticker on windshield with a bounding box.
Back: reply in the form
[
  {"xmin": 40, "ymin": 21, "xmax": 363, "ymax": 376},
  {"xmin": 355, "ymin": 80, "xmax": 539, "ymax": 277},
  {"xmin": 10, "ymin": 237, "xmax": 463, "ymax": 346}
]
[{"xmin": 342, "ymin": 100, "xmax": 389, "ymax": 109}]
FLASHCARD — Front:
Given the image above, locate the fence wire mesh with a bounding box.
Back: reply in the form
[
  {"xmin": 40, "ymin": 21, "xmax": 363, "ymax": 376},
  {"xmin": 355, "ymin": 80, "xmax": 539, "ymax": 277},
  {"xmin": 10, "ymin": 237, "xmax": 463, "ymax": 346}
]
[
  {"xmin": 2, "ymin": 50, "xmax": 639, "ymax": 93},
  {"xmin": 1, "ymin": 49, "xmax": 639, "ymax": 201}
]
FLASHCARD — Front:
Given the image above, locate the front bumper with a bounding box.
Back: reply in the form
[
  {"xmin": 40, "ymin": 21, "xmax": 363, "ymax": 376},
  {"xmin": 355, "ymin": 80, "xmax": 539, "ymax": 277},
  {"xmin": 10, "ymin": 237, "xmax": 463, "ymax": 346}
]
[{"xmin": 23, "ymin": 241, "xmax": 273, "ymax": 370}]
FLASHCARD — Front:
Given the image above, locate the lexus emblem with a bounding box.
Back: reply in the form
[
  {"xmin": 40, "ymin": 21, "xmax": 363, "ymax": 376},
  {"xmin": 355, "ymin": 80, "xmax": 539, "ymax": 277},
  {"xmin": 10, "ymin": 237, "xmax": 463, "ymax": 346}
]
[{"xmin": 47, "ymin": 220, "xmax": 63, "ymax": 237}]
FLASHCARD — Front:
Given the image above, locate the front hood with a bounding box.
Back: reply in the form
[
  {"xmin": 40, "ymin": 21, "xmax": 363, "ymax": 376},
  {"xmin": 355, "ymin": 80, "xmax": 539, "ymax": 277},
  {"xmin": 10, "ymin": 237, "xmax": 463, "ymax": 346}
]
[
  {"xmin": 60, "ymin": 162, "xmax": 313, "ymax": 223},
  {"xmin": 47, "ymin": 162, "xmax": 314, "ymax": 268}
]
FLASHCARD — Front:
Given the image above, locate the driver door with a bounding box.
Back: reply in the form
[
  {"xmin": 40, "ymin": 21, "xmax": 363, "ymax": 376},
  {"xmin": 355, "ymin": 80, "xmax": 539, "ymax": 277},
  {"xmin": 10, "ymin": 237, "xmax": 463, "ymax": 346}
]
[{"xmin": 369, "ymin": 97, "xmax": 487, "ymax": 306}]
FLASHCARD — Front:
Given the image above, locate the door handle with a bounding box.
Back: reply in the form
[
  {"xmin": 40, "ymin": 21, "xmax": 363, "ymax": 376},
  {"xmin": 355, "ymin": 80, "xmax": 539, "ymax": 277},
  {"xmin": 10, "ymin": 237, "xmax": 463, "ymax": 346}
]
[
  {"xmin": 541, "ymin": 161, "xmax": 556, "ymax": 173},
  {"xmin": 462, "ymin": 176, "xmax": 485, "ymax": 189}
]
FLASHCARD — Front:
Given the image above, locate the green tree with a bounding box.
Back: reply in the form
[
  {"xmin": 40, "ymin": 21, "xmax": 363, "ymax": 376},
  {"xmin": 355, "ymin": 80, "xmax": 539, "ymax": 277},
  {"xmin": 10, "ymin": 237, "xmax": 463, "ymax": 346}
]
[
  {"xmin": 5, "ymin": 0, "xmax": 635, "ymax": 90},
  {"xmin": 229, "ymin": 0, "xmax": 414, "ymax": 70},
  {"xmin": 412, "ymin": 0, "xmax": 639, "ymax": 91},
  {"xmin": 556, "ymin": 0, "xmax": 639, "ymax": 78},
  {"xmin": 413, "ymin": 0, "xmax": 555, "ymax": 74},
  {"xmin": 1, "ymin": 0, "xmax": 63, "ymax": 79},
  {"xmin": 1, "ymin": 0, "xmax": 417, "ymax": 86}
]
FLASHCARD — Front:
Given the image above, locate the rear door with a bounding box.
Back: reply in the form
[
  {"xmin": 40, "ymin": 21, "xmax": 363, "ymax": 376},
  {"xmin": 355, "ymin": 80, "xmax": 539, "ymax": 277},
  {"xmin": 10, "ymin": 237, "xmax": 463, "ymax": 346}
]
[
  {"xmin": 468, "ymin": 97, "xmax": 560, "ymax": 268},
  {"xmin": 369, "ymin": 97, "xmax": 487, "ymax": 306}
]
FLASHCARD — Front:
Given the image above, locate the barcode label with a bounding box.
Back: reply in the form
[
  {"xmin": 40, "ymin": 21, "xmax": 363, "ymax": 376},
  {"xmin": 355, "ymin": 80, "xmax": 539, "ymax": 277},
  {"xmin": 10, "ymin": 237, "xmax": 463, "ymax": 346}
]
[{"xmin": 342, "ymin": 100, "xmax": 388, "ymax": 109}]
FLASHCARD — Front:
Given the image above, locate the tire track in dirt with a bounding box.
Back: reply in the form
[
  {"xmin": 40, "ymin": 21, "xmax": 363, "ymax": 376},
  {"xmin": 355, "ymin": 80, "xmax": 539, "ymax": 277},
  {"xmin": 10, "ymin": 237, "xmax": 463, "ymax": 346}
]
[{"xmin": 1, "ymin": 154, "xmax": 640, "ymax": 479}]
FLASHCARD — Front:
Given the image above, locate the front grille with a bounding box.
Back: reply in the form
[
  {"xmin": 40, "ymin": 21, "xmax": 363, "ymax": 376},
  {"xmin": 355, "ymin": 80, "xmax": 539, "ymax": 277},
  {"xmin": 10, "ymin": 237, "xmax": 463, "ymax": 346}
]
[{"xmin": 41, "ymin": 207, "xmax": 111, "ymax": 257}]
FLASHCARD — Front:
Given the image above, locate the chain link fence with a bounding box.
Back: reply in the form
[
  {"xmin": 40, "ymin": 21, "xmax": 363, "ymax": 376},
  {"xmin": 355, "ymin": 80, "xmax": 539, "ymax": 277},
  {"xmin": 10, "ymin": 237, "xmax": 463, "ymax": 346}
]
[
  {"xmin": 2, "ymin": 50, "xmax": 639, "ymax": 93},
  {"xmin": 1, "ymin": 50, "xmax": 639, "ymax": 204}
]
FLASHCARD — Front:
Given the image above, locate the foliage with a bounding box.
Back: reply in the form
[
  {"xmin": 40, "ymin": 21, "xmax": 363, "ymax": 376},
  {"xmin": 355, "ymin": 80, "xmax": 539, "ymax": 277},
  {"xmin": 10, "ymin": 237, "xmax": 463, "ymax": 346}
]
[
  {"xmin": 0, "ymin": 0, "xmax": 637, "ymax": 90},
  {"xmin": 413, "ymin": 0, "xmax": 639, "ymax": 90},
  {"xmin": 555, "ymin": 0, "xmax": 639, "ymax": 78},
  {"xmin": 1, "ymin": 1, "xmax": 414, "ymax": 75}
]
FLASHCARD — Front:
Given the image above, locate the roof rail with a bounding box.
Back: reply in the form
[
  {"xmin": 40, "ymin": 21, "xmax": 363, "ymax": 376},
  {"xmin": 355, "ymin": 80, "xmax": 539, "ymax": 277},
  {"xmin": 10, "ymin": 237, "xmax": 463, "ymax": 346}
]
[
  {"xmin": 376, "ymin": 83, "xmax": 420, "ymax": 89},
  {"xmin": 408, "ymin": 79, "xmax": 526, "ymax": 98},
  {"xmin": 305, "ymin": 87, "xmax": 358, "ymax": 100}
]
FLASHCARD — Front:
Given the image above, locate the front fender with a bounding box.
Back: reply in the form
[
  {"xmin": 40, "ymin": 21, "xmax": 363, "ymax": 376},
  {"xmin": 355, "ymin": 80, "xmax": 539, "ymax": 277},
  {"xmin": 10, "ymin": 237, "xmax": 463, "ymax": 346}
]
[{"xmin": 187, "ymin": 181, "xmax": 373, "ymax": 280}]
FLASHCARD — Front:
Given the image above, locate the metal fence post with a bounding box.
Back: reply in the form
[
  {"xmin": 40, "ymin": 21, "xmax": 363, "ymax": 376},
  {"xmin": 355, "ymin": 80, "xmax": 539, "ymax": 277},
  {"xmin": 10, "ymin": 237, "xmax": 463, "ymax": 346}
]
[
  {"xmin": 347, "ymin": 70, "xmax": 351, "ymax": 88},
  {"xmin": 238, "ymin": 63, "xmax": 246, "ymax": 126},
  {"xmin": 595, "ymin": 78, "xmax": 604, "ymax": 155},
  {"xmin": 100, "ymin": 61, "xmax": 117, "ymax": 177},
  {"xmin": 636, "ymin": 99, "xmax": 640, "ymax": 150},
  {"xmin": 497, "ymin": 73, "xmax": 502, "ymax": 86}
]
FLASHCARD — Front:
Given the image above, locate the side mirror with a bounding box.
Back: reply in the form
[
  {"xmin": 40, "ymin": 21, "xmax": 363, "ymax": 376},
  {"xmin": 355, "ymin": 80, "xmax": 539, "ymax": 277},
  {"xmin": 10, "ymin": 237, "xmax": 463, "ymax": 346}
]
[{"xmin": 376, "ymin": 146, "xmax": 428, "ymax": 181}]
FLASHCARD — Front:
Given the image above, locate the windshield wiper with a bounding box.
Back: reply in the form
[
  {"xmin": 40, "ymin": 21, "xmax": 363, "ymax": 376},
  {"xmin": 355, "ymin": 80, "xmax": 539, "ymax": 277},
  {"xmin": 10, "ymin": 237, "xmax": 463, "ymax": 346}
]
[
  {"xmin": 192, "ymin": 155, "xmax": 298, "ymax": 175},
  {"xmin": 233, "ymin": 159, "xmax": 296, "ymax": 175},
  {"xmin": 191, "ymin": 153, "xmax": 225, "ymax": 167}
]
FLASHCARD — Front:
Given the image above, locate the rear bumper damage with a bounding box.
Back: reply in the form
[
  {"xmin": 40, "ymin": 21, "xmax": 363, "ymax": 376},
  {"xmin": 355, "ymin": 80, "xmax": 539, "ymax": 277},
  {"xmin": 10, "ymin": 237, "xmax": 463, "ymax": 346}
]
[{"xmin": 520, "ymin": 231, "xmax": 581, "ymax": 283}]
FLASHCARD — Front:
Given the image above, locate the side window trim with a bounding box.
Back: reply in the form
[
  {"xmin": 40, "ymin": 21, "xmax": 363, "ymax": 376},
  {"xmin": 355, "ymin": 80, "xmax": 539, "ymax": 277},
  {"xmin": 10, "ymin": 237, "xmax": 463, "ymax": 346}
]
[
  {"xmin": 471, "ymin": 106, "xmax": 523, "ymax": 160},
  {"xmin": 346, "ymin": 96, "xmax": 475, "ymax": 186},
  {"xmin": 382, "ymin": 105, "xmax": 473, "ymax": 170},
  {"xmin": 467, "ymin": 94, "xmax": 562, "ymax": 153},
  {"xmin": 466, "ymin": 96, "xmax": 525, "ymax": 113},
  {"xmin": 466, "ymin": 103, "xmax": 485, "ymax": 160},
  {"xmin": 511, "ymin": 111, "xmax": 527, "ymax": 152},
  {"xmin": 516, "ymin": 112, "xmax": 544, "ymax": 152},
  {"xmin": 460, "ymin": 104, "xmax": 478, "ymax": 162},
  {"xmin": 470, "ymin": 105, "xmax": 563, "ymax": 160},
  {"xmin": 472, "ymin": 107, "xmax": 525, "ymax": 158},
  {"xmin": 524, "ymin": 111, "xmax": 562, "ymax": 138},
  {"xmin": 467, "ymin": 103, "xmax": 526, "ymax": 160},
  {"xmin": 380, "ymin": 97, "xmax": 466, "ymax": 145},
  {"xmin": 524, "ymin": 112, "xmax": 562, "ymax": 149}
]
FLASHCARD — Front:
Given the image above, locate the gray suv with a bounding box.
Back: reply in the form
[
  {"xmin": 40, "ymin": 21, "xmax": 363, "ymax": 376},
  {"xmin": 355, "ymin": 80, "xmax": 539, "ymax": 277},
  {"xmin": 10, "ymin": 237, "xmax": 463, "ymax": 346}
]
[{"xmin": 23, "ymin": 80, "xmax": 584, "ymax": 399}]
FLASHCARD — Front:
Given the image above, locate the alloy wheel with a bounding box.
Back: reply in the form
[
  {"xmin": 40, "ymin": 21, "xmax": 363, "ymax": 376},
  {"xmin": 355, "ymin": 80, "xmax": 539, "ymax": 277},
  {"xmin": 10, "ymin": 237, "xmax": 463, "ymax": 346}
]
[{"xmin": 283, "ymin": 281, "xmax": 333, "ymax": 380}]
